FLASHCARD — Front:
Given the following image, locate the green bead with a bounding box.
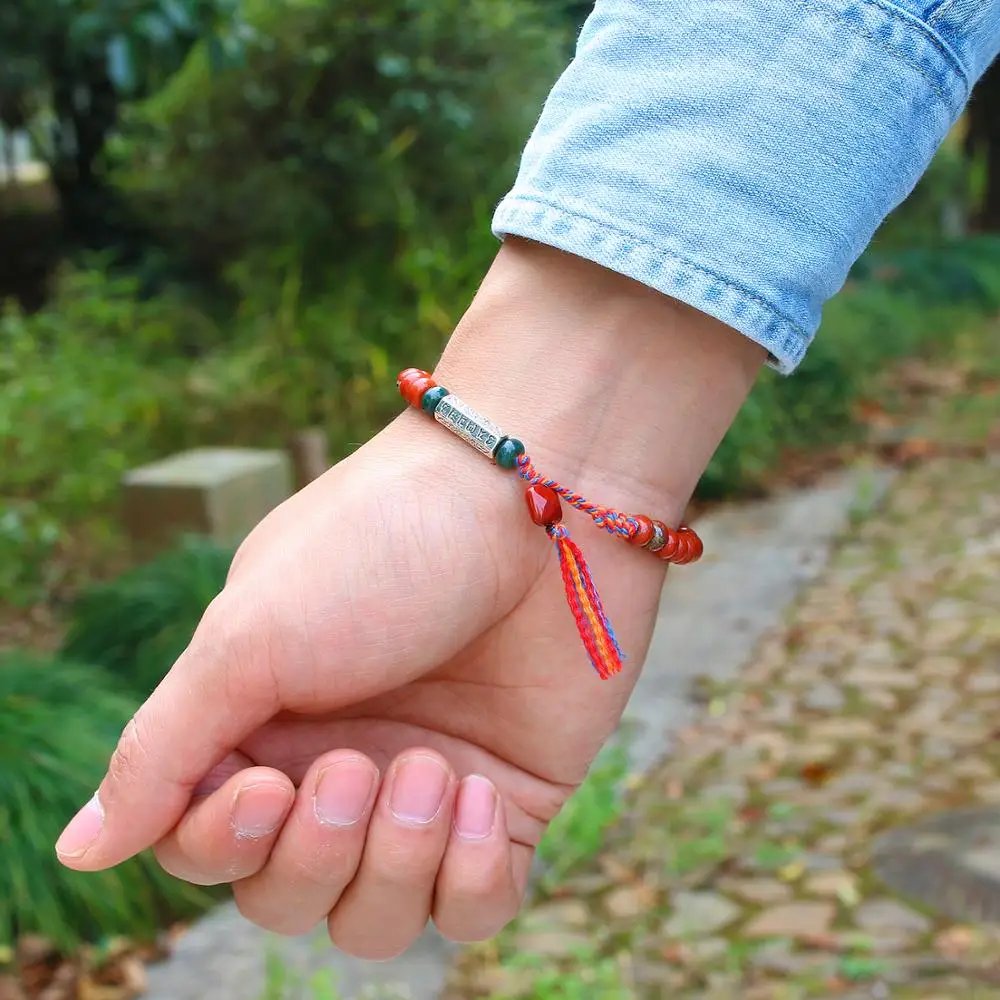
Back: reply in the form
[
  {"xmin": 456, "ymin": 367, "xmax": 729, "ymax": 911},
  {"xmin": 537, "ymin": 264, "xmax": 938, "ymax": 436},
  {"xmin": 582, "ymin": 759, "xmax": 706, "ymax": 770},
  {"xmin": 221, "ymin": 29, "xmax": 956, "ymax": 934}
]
[
  {"xmin": 421, "ymin": 386, "xmax": 449, "ymax": 415},
  {"xmin": 495, "ymin": 437, "xmax": 525, "ymax": 469}
]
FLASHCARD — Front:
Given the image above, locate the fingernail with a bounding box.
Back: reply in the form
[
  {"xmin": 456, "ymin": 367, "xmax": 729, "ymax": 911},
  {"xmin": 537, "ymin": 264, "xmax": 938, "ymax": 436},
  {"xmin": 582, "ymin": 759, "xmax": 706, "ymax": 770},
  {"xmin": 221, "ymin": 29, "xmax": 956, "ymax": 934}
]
[
  {"xmin": 454, "ymin": 775, "xmax": 497, "ymax": 840},
  {"xmin": 56, "ymin": 793, "xmax": 104, "ymax": 859},
  {"xmin": 314, "ymin": 758, "xmax": 378, "ymax": 827},
  {"xmin": 232, "ymin": 783, "xmax": 292, "ymax": 839},
  {"xmin": 389, "ymin": 754, "xmax": 449, "ymax": 825}
]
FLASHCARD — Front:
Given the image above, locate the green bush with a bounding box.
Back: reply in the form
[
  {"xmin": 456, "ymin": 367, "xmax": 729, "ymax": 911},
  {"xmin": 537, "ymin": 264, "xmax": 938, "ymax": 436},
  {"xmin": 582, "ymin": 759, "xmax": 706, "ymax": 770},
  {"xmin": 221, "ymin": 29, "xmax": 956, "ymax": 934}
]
[
  {"xmin": 536, "ymin": 743, "xmax": 629, "ymax": 884},
  {"xmin": 700, "ymin": 235, "xmax": 1000, "ymax": 497},
  {"xmin": 122, "ymin": 0, "xmax": 568, "ymax": 290},
  {"xmin": 62, "ymin": 536, "xmax": 233, "ymax": 697},
  {"xmin": 0, "ymin": 501, "xmax": 62, "ymax": 608},
  {"xmin": 0, "ymin": 649, "xmax": 212, "ymax": 948},
  {"xmin": 1, "ymin": 269, "xmax": 199, "ymax": 519}
]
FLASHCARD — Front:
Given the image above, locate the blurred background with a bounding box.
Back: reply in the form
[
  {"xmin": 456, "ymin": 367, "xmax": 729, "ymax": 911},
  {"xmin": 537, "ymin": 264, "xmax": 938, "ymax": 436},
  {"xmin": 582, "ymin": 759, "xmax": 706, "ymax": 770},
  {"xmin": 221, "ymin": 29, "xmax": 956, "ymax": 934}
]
[{"xmin": 2, "ymin": 1, "xmax": 1000, "ymax": 998}]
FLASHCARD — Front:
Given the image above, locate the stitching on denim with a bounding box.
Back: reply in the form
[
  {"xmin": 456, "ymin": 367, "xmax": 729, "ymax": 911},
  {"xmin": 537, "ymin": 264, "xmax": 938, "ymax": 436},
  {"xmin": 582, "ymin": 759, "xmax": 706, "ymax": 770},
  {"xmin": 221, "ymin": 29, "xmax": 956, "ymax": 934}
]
[
  {"xmin": 925, "ymin": 0, "xmax": 957, "ymax": 27},
  {"xmin": 497, "ymin": 195, "xmax": 812, "ymax": 346},
  {"xmin": 798, "ymin": 0, "xmax": 969, "ymax": 102}
]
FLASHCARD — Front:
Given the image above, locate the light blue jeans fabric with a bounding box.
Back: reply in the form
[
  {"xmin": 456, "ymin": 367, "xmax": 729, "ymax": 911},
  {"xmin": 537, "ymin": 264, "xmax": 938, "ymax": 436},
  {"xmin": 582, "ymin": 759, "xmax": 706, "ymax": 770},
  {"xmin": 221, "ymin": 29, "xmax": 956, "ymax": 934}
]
[{"xmin": 493, "ymin": 0, "xmax": 1000, "ymax": 371}]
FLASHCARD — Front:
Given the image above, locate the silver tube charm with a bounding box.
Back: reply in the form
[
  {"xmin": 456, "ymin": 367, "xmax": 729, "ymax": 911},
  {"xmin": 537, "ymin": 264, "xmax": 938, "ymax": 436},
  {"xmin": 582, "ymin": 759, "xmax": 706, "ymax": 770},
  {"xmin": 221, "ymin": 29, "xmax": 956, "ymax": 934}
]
[{"xmin": 433, "ymin": 393, "xmax": 504, "ymax": 460}]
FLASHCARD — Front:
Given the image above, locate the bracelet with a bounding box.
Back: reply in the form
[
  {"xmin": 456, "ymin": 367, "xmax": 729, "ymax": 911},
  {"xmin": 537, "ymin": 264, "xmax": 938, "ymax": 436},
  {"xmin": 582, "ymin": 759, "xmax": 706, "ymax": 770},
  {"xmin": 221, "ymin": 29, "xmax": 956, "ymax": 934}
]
[{"xmin": 398, "ymin": 368, "xmax": 703, "ymax": 680}]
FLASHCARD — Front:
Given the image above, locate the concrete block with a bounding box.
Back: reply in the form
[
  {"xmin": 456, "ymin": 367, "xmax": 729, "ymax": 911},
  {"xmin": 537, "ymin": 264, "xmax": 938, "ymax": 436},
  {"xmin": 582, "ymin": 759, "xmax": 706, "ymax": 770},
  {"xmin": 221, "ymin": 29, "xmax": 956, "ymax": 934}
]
[{"xmin": 122, "ymin": 447, "xmax": 293, "ymax": 554}]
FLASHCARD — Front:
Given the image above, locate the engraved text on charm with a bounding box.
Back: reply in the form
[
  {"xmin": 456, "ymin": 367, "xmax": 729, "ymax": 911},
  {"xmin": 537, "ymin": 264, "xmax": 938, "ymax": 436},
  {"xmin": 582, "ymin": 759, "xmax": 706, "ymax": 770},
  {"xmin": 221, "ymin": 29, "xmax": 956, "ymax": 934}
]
[{"xmin": 433, "ymin": 395, "xmax": 504, "ymax": 459}]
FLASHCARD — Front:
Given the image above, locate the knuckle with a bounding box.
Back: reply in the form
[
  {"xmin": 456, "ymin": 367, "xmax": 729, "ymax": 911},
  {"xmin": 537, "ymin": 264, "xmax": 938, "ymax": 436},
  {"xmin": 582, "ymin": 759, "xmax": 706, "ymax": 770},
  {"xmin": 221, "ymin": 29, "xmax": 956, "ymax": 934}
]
[
  {"xmin": 151, "ymin": 843, "xmax": 189, "ymax": 881},
  {"xmin": 232, "ymin": 887, "xmax": 286, "ymax": 932},
  {"xmin": 369, "ymin": 838, "xmax": 442, "ymax": 890},
  {"xmin": 232, "ymin": 880, "xmax": 320, "ymax": 935},
  {"xmin": 290, "ymin": 846, "xmax": 358, "ymax": 889},
  {"xmin": 456, "ymin": 852, "xmax": 511, "ymax": 902},
  {"xmin": 327, "ymin": 921, "xmax": 411, "ymax": 962},
  {"xmin": 104, "ymin": 714, "xmax": 150, "ymax": 794}
]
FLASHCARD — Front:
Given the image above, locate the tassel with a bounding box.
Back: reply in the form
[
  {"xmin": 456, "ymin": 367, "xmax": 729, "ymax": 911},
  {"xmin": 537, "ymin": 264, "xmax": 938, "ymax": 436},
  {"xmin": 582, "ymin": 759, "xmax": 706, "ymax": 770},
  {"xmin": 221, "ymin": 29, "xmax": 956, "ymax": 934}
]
[{"xmin": 547, "ymin": 523, "xmax": 625, "ymax": 680}]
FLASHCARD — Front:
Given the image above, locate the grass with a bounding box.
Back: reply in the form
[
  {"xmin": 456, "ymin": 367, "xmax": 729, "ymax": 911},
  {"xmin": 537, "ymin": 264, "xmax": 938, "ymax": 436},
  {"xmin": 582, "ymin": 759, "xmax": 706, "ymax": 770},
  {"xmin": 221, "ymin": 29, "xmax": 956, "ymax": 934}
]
[
  {"xmin": 60, "ymin": 535, "xmax": 233, "ymax": 696},
  {"xmin": 536, "ymin": 742, "xmax": 631, "ymax": 885},
  {"xmin": 494, "ymin": 946, "xmax": 632, "ymax": 999},
  {"xmin": 0, "ymin": 649, "xmax": 213, "ymax": 948}
]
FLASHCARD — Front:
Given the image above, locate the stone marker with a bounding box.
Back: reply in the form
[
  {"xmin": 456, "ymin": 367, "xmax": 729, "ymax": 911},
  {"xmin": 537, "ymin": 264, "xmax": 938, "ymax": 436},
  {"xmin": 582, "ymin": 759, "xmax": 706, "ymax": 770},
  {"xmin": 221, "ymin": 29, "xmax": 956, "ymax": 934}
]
[
  {"xmin": 873, "ymin": 807, "xmax": 1000, "ymax": 924},
  {"xmin": 287, "ymin": 428, "xmax": 329, "ymax": 490},
  {"xmin": 122, "ymin": 448, "xmax": 293, "ymax": 554}
]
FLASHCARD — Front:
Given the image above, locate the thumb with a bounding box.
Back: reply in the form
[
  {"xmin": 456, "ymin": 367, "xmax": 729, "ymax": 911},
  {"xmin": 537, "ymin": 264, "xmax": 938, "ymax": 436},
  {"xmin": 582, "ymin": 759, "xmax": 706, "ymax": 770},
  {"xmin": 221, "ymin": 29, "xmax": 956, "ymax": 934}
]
[{"xmin": 55, "ymin": 594, "xmax": 279, "ymax": 870}]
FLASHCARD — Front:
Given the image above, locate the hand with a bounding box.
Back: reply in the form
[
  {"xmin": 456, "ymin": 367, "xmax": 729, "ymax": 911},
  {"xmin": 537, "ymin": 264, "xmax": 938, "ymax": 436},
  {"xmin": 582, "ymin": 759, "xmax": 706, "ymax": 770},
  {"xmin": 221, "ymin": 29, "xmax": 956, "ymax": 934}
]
[{"xmin": 55, "ymin": 240, "xmax": 763, "ymax": 958}]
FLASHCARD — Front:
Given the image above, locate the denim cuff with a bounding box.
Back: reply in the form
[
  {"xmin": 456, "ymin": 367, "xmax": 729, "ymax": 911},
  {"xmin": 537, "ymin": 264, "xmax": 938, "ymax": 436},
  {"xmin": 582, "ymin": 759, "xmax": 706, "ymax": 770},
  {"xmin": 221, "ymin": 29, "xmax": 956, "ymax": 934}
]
[{"xmin": 493, "ymin": 0, "xmax": 974, "ymax": 372}]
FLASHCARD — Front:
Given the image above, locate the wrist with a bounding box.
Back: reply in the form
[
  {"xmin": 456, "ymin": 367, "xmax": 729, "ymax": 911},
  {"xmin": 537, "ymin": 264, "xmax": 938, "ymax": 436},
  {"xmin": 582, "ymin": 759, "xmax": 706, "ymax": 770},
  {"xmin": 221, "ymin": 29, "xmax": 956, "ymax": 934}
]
[{"xmin": 432, "ymin": 238, "xmax": 765, "ymax": 519}]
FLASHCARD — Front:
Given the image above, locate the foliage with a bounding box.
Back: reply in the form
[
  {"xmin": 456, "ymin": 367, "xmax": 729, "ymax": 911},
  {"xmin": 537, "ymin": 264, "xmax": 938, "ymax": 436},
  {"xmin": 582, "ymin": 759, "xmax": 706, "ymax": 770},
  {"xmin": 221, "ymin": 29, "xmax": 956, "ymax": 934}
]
[
  {"xmin": 0, "ymin": 649, "xmax": 212, "ymax": 948},
  {"xmin": 0, "ymin": 0, "xmax": 238, "ymax": 242},
  {"xmin": 0, "ymin": 501, "xmax": 62, "ymax": 608},
  {"xmin": 62, "ymin": 536, "xmax": 232, "ymax": 696},
  {"xmin": 700, "ymin": 235, "xmax": 1000, "ymax": 497},
  {"xmin": 259, "ymin": 951, "xmax": 411, "ymax": 999},
  {"xmin": 496, "ymin": 946, "xmax": 631, "ymax": 999},
  {"xmin": 536, "ymin": 743, "xmax": 630, "ymax": 883},
  {"xmin": 966, "ymin": 57, "xmax": 1000, "ymax": 230},
  {"xmin": 1, "ymin": 268, "xmax": 199, "ymax": 521},
  {"xmin": 121, "ymin": 0, "xmax": 568, "ymax": 291}
]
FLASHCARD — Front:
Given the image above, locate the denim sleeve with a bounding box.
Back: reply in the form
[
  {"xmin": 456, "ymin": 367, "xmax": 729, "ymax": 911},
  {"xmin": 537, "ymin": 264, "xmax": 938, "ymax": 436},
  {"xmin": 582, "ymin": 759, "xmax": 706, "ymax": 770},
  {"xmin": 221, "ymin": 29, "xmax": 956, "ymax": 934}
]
[{"xmin": 492, "ymin": 0, "xmax": 1000, "ymax": 372}]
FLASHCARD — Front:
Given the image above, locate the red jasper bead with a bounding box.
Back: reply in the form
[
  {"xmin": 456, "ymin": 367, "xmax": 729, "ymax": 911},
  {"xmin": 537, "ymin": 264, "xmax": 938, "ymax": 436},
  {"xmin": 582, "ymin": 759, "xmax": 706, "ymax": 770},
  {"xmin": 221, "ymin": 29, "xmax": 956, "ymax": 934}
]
[
  {"xmin": 630, "ymin": 514, "xmax": 654, "ymax": 546},
  {"xmin": 525, "ymin": 485, "xmax": 562, "ymax": 526},
  {"xmin": 397, "ymin": 367, "xmax": 428, "ymax": 386},
  {"xmin": 397, "ymin": 368, "xmax": 436, "ymax": 408},
  {"xmin": 673, "ymin": 533, "xmax": 693, "ymax": 565},
  {"xmin": 657, "ymin": 524, "xmax": 680, "ymax": 561},
  {"xmin": 406, "ymin": 377, "xmax": 435, "ymax": 407},
  {"xmin": 679, "ymin": 526, "xmax": 703, "ymax": 563}
]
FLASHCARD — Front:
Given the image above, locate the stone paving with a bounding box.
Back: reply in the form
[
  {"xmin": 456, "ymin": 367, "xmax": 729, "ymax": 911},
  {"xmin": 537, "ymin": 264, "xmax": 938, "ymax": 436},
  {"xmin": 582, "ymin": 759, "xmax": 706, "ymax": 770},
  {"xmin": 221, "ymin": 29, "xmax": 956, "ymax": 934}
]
[{"xmin": 446, "ymin": 452, "xmax": 1000, "ymax": 999}]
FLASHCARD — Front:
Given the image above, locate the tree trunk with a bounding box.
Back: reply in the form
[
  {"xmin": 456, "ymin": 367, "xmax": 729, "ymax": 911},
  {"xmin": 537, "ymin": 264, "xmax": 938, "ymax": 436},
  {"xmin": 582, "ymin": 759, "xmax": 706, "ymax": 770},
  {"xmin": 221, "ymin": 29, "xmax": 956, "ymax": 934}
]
[
  {"xmin": 47, "ymin": 41, "xmax": 120, "ymax": 245},
  {"xmin": 966, "ymin": 60, "xmax": 1000, "ymax": 231}
]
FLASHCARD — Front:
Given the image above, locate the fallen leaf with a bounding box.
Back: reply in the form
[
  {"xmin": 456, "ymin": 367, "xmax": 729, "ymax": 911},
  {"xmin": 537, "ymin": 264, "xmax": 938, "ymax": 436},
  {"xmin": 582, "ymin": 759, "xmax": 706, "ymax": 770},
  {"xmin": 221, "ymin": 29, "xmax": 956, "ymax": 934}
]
[
  {"xmin": 800, "ymin": 932, "xmax": 840, "ymax": 950},
  {"xmin": 935, "ymin": 925, "xmax": 977, "ymax": 959},
  {"xmin": 15, "ymin": 936, "xmax": 56, "ymax": 969},
  {"xmin": 0, "ymin": 974, "xmax": 27, "ymax": 1000},
  {"xmin": 78, "ymin": 979, "xmax": 128, "ymax": 1000},
  {"xmin": 660, "ymin": 943, "xmax": 686, "ymax": 964},
  {"xmin": 836, "ymin": 879, "xmax": 861, "ymax": 908},
  {"xmin": 893, "ymin": 437, "xmax": 937, "ymax": 465},
  {"xmin": 800, "ymin": 761, "xmax": 835, "ymax": 786},
  {"xmin": 779, "ymin": 860, "xmax": 806, "ymax": 883}
]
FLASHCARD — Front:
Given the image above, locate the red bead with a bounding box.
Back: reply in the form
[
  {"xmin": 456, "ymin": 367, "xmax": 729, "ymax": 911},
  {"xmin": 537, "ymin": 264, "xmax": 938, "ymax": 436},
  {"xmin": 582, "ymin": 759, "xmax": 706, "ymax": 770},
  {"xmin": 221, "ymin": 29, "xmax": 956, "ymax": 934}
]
[
  {"xmin": 679, "ymin": 526, "xmax": 703, "ymax": 563},
  {"xmin": 397, "ymin": 367, "xmax": 429, "ymax": 387},
  {"xmin": 397, "ymin": 368, "xmax": 436, "ymax": 408},
  {"xmin": 674, "ymin": 533, "xmax": 694, "ymax": 565},
  {"xmin": 630, "ymin": 515, "xmax": 654, "ymax": 546},
  {"xmin": 657, "ymin": 524, "xmax": 680, "ymax": 561},
  {"xmin": 525, "ymin": 485, "xmax": 562, "ymax": 526}
]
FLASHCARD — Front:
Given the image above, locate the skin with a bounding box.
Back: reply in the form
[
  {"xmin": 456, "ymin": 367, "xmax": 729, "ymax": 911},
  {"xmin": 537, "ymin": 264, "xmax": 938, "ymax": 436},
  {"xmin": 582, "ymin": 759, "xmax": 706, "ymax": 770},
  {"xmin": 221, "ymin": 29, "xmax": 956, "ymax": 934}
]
[{"xmin": 55, "ymin": 238, "xmax": 765, "ymax": 959}]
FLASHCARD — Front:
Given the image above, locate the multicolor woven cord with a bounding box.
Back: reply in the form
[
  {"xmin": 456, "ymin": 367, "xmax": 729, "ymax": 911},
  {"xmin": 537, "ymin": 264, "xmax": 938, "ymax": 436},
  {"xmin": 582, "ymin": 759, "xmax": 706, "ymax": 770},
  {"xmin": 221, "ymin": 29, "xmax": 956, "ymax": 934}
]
[{"xmin": 397, "ymin": 368, "xmax": 704, "ymax": 679}]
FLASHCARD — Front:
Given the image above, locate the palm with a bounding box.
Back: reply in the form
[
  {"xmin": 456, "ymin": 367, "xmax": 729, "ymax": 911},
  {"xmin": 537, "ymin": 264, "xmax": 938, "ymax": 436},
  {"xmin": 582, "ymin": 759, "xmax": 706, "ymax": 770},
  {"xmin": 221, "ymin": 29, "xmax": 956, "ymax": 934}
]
[
  {"xmin": 234, "ymin": 548, "xmax": 658, "ymax": 873},
  {"xmin": 224, "ymin": 417, "xmax": 665, "ymax": 868}
]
